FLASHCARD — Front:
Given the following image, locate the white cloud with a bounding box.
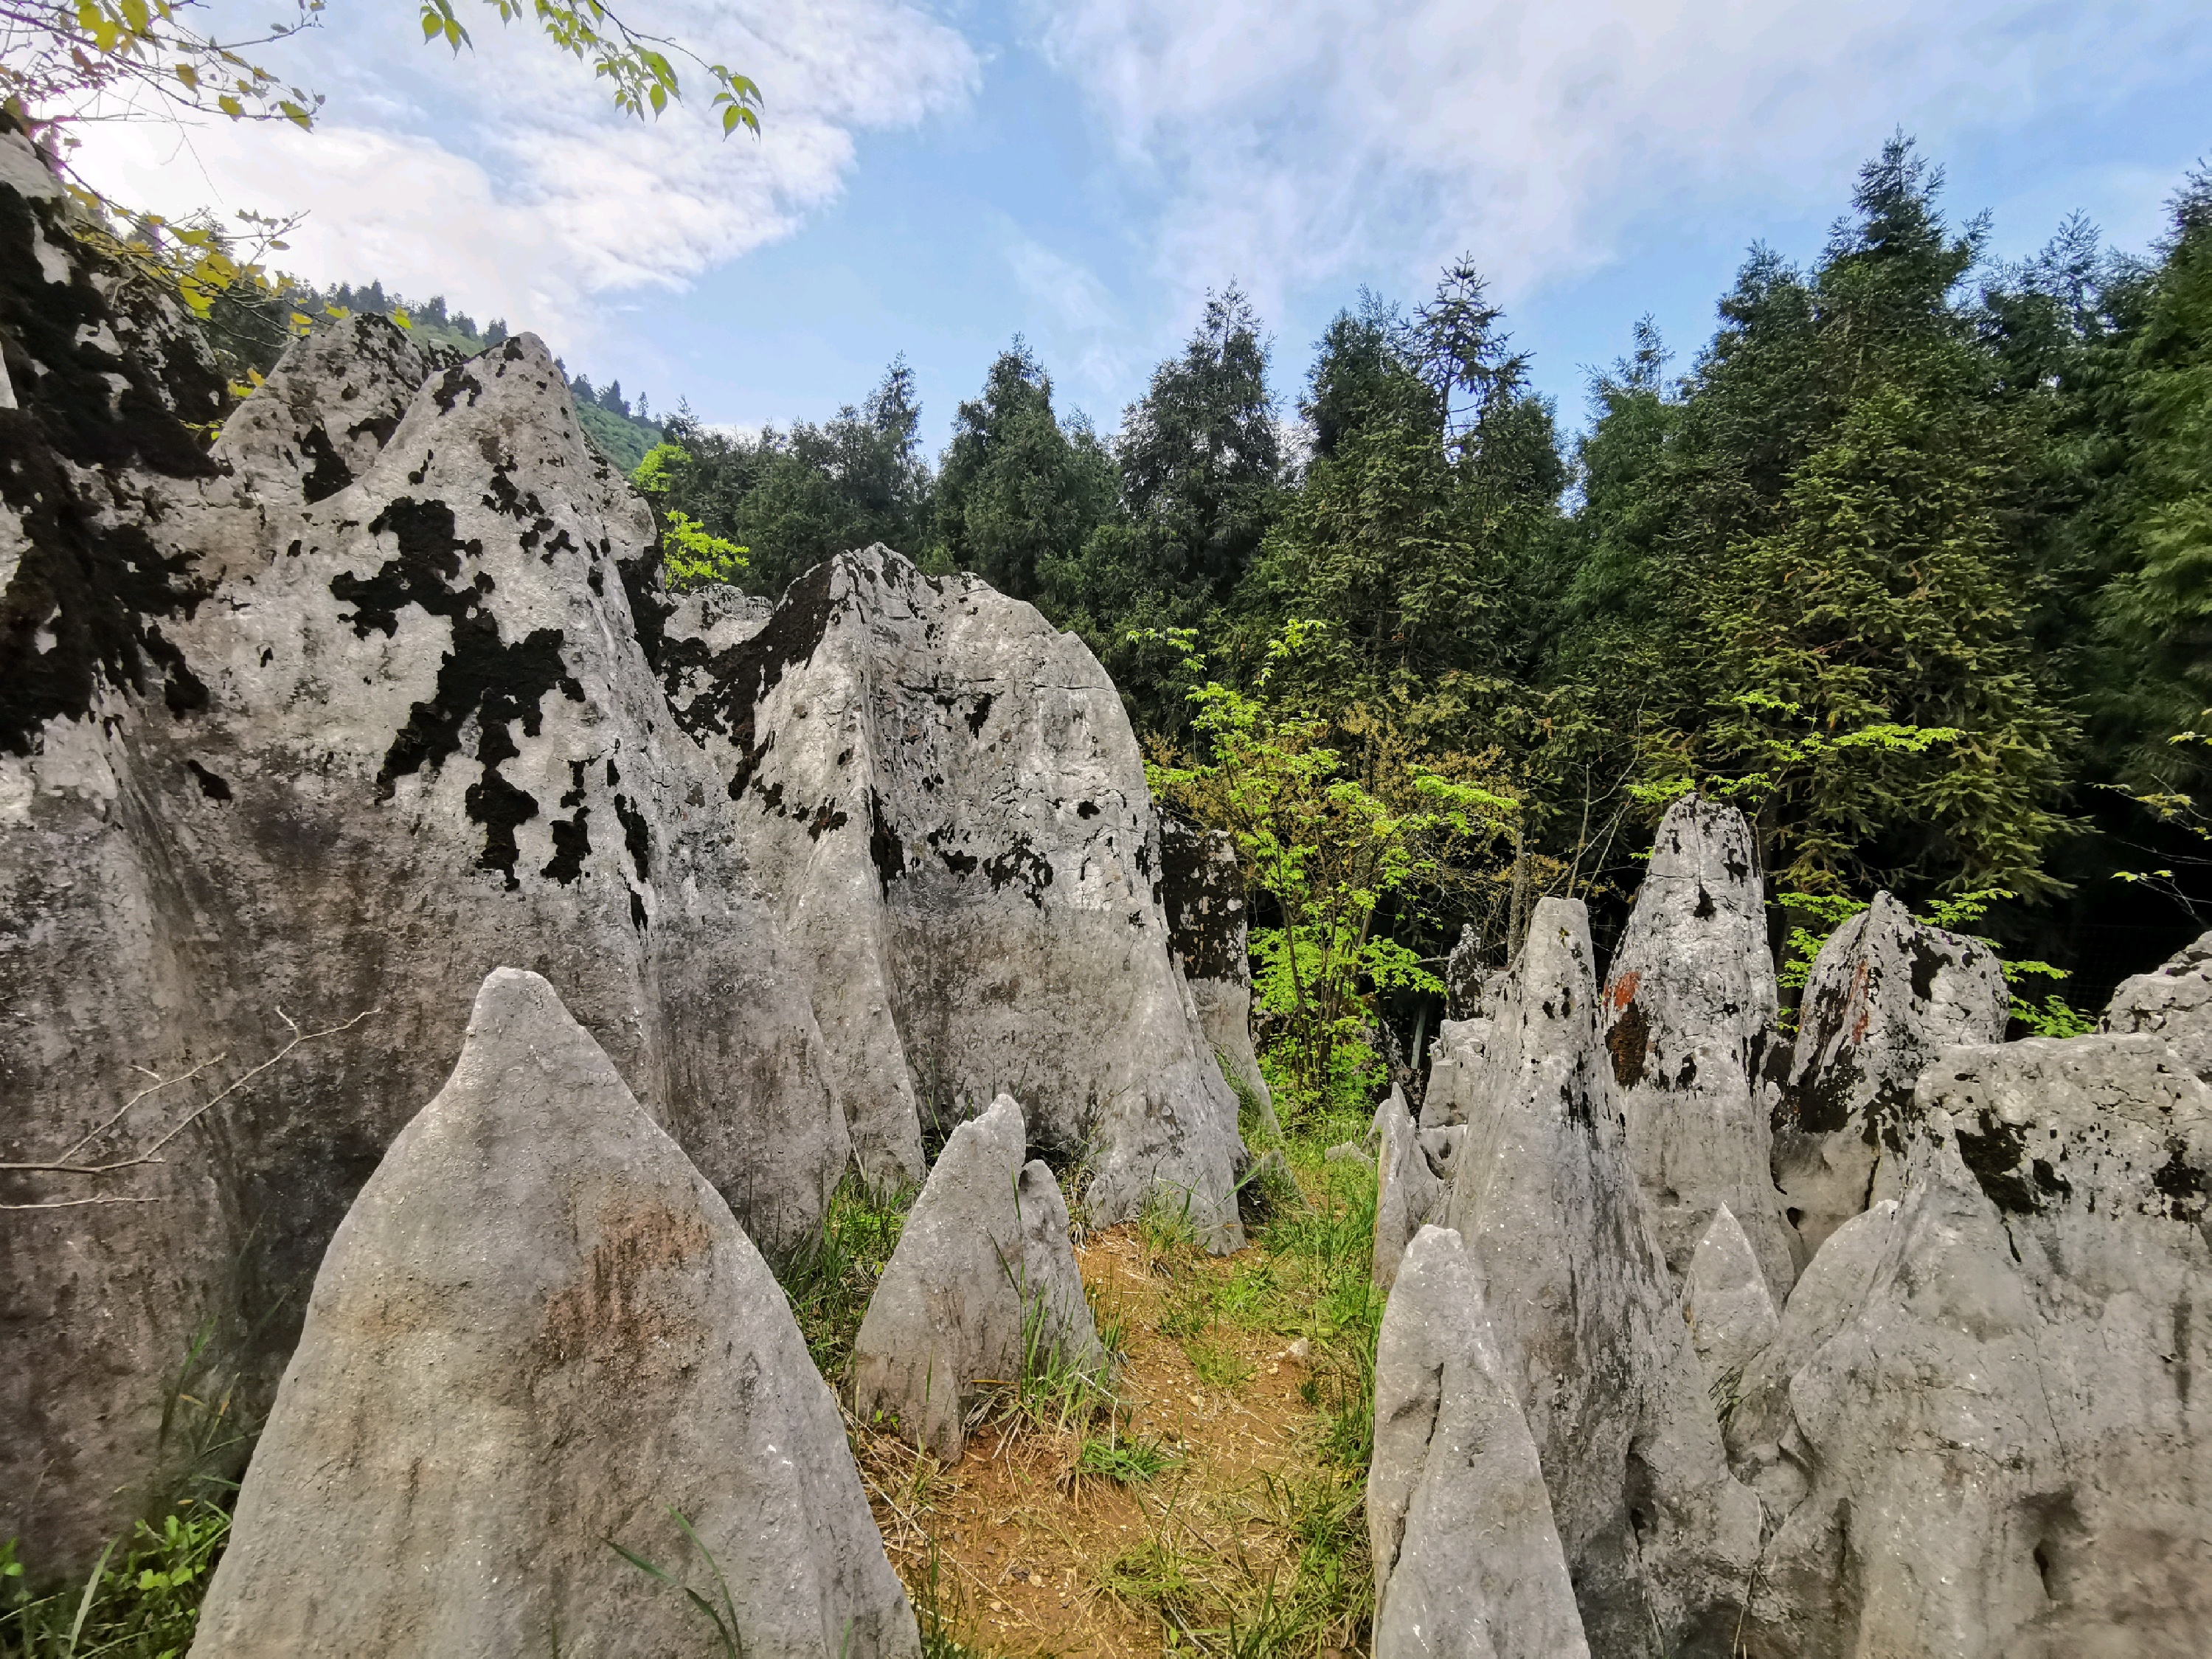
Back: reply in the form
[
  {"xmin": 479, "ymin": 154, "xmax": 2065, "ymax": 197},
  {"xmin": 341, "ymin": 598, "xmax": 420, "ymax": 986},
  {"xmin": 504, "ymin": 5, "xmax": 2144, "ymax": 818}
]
[
  {"xmin": 1003, "ymin": 231, "xmax": 1136, "ymax": 402},
  {"xmin": 1024, "ymin": 0, "xmax": 2212, "ymax": 317},
  {"xmin": 72, "ymin": 0, "xmax": 979, "ymax": 348}
]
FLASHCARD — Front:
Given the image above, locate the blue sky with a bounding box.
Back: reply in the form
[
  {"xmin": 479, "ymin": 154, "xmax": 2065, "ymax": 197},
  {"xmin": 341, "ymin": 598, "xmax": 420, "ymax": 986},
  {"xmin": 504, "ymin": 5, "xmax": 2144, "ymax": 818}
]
[{"xmin": 82, "ymin": 1, "xmax": 2212, "ymax": 452}]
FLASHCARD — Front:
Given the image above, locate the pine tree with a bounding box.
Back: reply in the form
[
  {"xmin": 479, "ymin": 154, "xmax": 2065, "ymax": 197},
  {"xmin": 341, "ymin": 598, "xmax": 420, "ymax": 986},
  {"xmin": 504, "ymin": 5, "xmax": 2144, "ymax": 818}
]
[{"xmin": 931, "ymin": 341, "xmax": 1117, "ymax": 602}]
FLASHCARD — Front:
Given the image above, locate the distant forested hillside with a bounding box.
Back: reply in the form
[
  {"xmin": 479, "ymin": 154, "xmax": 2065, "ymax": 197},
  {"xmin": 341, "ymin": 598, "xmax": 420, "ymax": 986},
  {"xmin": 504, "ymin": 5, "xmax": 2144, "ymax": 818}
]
[{"xmin": 635, "ymin": 138, "xmax": 2212, "ymax": 1021}]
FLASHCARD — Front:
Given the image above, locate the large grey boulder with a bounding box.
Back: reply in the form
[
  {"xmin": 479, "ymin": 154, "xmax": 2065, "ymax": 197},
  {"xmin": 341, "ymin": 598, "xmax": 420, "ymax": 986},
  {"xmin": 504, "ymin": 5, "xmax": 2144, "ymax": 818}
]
[
  {"xmin": 1159, "ymin": 814, "xmax": 1277, "ymax": 1138},
  {"xmin": 1603, "ymin": 796, "xmax": 1795, "ymax": 1299},
  {"xmin": 2, "ymin": 125, "xmax": 1240, "ymax": 1561},
  {"xmin": 646, "ymin": 544, "xmax": 1246, "ymax": 1244},
  {"xmin": 852, "ymin": 1095, "xmax": 1102, "ymax": 1461},
  {"xmin": 1, "ymin": 132, "xmax": 853, "ymax": 1565},
  {"xmin": 1437, "ymin": 897, "xmax": 1760, "ymax": 1655},
  {"xmin": 2101, "ymin": 924, "xmax": 2212, "ymax": 1081},
  {"xmin": 188, "ymin": 969, "xmax": 916, "ymax": 1659},
  {"xmin": 1739, "ymin": 1032, "xmax": 2212, "ymax": 1657},
  {"xmin": 1769, "ymin": 892, "xmax": 2008, "ymax": 1263},
  {"xmin": 1369, "ymin": 1225, "xmax": 1589, "ymax": 1659}
]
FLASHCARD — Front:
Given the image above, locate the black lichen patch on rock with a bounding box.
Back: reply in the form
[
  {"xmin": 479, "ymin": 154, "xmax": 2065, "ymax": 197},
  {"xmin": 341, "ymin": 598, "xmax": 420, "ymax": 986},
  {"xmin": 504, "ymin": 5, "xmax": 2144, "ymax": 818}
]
[
  {"xmin": 541, "ymin": 806, "xmax": 590, "ymax": 884},
  {"xmin": 330, "ymin": 495, "xmax": 582, "ymax": 884},
  {"xmin": 0, "ymin": 142, "xmax": 238, "ymax": 754},
  {"xmin": 1909, "ymin": 937, "xmax": 1949, "ymax": 1004},
  {"xmin": 982, "ymin": 835, "xmax": 1054, "ymax": 908},
  {"xmin": 1955, "ymin": 1110, "xmax": 2041, "ymax": 1215},
  {"xmin": 1158, "ymin": 815, "xmax": 1245, "ymax": 981},
  {"xmin": 868, "ymin": 788, "xmax": 905, "ymax": 893},
  {"xmin": 612, "ymin": 793, "xmax": 651, "ymax": 881},
  {"xmin": 623, "ymin": 555, "xmax": 839, "ymax": 803},
  {"xmin": 2152, "ymin": 1140, "xmax": 2210, "ymax": 1222},
  {"xmin": 0, "ymin": 479, "xmax": 214, "ymax": 753},
  {"xmin": 0, "ymin": 156, "xmax": 223, "ymax": 477},
  {"xmin": 298, "ymin": 424, "xmax": 353, "ymax": 503},
  {"xmin": 1605, "ymin": 1000, "xmax": 1651, "ymax": 1089}
]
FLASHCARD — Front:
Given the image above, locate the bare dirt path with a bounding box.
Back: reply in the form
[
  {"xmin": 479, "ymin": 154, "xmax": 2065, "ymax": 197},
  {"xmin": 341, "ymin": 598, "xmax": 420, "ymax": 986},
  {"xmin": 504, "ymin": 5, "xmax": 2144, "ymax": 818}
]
[{"xmin": 853, "ymin": 1191, "xmax": 1375, "ymax": 1658}]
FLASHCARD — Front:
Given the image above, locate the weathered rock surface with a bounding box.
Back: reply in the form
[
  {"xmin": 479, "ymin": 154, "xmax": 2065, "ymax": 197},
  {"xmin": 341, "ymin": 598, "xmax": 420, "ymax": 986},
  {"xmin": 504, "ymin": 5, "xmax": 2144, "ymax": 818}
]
[
  {"xmin": 1603, "ymin": 796, "xmax": 1795, "ymax": 1299},
  {"xmin": 852, "ymin": 1094, "xmax": 1101, "ymax": 1461},
  {"xmin": 188, "ymin": 969, "xmax": 916, "ymax": 1659},
  {"xmin": 1720, "ymin": 1198, "xmax": 1898, "ymax": 1507},
  {"xmin": 0, "ymin": 128, "xmax": 1234, "ymax": 1564},
  {"xmin": 2101, "ymin": 924, "xmax": 2212, "ymax": 1081},
  {"xmin": 1369, "ymin": 1225, "xmax": 1589, "ymax": 1659},
  {"xmin": 1419, "ymin": 1005, "xmax": 1502, "ymax": 1131},
  {"xmin": 1160, "ymin": 814, "xmax": 1276, "ymax": 1138},
  {"xmin": 1404, "ymin": 887, "xmax": 2212, "ymax": 1653},
  {"xmin": 1436, "ymin": 897, "xmax": 1760, "ymax": 1655},
  {"xmin": 1769, "ymin": 892, "xmax": 2008, "ymax": 1263},
  {"xmin": 1, "ymin": 133, "xmax": 838, "ymax": 1560},
  {"xmin": 1441, "ymin": 922, "xmax": 1494, "ymax": 1021},
  {"xmin": 1737, "ymin": 1028, "xmax": 2212, "ymax": 1658},
  {"xmin": 645, "ymin": 543, "xmax": 1246, "ymax": 1241},
  {"xmin": 1682, "ymin": 1205, "xmax": 1779, "ymax": 1390},
  {"xmin": 1372, "ymin": 1087, "xmax": 1443, "ymax": 1290}
]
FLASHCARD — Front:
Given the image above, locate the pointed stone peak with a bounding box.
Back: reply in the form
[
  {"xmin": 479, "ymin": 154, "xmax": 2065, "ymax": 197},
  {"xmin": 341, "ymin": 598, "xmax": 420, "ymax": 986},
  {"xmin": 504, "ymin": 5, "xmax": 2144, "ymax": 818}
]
[
  {"xmin": 189, "ymin": 968, "xmax": 916, "ymax": 1659},
  {"xmin": 1644, "ymin": 793, "xmax": 1763, "ymax": 918},
  {"xmin": 1684, "ymin": 1205, "xmax": 1780, "ymax": 1384}
]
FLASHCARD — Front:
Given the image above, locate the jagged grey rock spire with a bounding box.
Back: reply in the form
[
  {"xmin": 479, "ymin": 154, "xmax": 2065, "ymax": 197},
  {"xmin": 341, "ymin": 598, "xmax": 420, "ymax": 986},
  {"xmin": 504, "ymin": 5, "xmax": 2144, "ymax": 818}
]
[
  {"xmin": 1369, "ymin": 1225, "xmax": 1589, "ymax": 1659},
  {"xmin": 851, "ymin": 1094, "xmax": 1102, "ymax": 1461},
  {"xmin": 189, "ymin": 969, "xmax": 917, "ymax": 1659},
  {"xmin": 1769, "ymin": 892, "xmax": 2007, "ymax": 1261},
  {"xmin": 1603, "ymin": 794, "xmax": 1797, "ymax": 1298},
  {"xmin": 1435, "ymin": 897, "xmax": 1760, "ymax": 1654}
]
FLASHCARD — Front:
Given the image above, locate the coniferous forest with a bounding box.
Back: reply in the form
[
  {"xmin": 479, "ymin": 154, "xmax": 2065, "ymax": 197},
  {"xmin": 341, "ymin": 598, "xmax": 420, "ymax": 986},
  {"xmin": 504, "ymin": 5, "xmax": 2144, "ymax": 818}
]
[{"xmin": 637, "ymin": 138, "xmax": 2212, "ymax": 1022}]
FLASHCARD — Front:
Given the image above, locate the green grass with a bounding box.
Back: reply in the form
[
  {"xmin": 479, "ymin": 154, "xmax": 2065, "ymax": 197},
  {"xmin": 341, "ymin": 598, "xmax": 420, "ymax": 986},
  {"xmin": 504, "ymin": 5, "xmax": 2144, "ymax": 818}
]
[
  {"xmin": 1, "ymin": 1306, "xmax": 268, "ymax": 1659},
  {"xmin": 1092, "ymin": 1467, "xmax": 1372, "ymax": 1656},
  {"xmin": 1084, "ymin": 1049, "xmax": 1387, "ymax": 1655},
  {"xmin": 1184, "ymin": 1338, "xmax": 1256, "ymax": 1390},
  {"xmin": 773, "ymin": 1174, "xmax": 915, "ymax": 1386},
  {"xmin": 914, "ymin": 1542, "xmax": 992, "ymax": 1659},
  {"xmin": 1157, "ymin": 1283, "xmax": 1211, "ymax": 1339},
  {"xmin": 1075, "ymin": 1430, "xmax": 1178, "ymax": 1486},
  {"xmin": 1136, "ymin": 1187, "xmax": 1202, "ymax": 1267},
  {"xmin": 1, "ymin": 1503, "xmax": 229, "ymax": 1659},
  {"xmin": 603, "ymin": 1507, "xmax": 744, "ymax": 1659}
]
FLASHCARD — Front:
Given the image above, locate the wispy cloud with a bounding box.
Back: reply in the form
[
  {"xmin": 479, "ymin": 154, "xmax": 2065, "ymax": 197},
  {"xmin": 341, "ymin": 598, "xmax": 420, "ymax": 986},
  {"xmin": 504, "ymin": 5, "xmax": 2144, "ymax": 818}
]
[
  {"xmin": 1003, "ymin": 231, "xmax": 1136, "ymax": 406},
  {"xmin": 75, "ymin": 0, "xmax": 979, "ymax": 348},
  {"xmin": 1024, "ymin": 0, "xmax": 2212, "ymax": 317}
]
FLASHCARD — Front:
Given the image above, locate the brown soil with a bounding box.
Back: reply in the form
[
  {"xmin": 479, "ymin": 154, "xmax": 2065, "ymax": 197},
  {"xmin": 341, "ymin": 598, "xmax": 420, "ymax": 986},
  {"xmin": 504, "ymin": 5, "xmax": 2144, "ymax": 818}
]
[{"xmin": 850, "ymin": 1222, "xmax": 1334, "ymax": 1656}]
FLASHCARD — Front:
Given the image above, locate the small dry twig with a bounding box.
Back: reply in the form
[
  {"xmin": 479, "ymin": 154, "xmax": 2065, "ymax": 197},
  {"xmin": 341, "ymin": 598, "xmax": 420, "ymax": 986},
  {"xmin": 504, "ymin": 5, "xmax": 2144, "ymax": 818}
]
[{"xmin": 1, "ymin": 1005, "xmax": 378, "ymax": 1208}]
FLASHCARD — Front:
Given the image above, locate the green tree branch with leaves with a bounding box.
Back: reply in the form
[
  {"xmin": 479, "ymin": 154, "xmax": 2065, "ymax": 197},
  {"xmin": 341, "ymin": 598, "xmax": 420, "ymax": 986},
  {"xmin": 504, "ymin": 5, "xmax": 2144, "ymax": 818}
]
[{"xmin": 1142, "ymin": 621, "xmax": 1520, "ymax": 1109}]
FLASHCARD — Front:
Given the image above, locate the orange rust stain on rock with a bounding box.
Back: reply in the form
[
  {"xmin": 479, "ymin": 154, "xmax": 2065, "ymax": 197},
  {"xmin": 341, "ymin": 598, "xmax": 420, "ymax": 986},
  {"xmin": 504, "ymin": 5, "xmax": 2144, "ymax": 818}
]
[
  {"xmin": 1605, "ymin": 969, "xmax": 1642, "ymax": 1014},
  {"xmin": 535, "ymin": 1199, "xmax": 713, "ymax": 1368}
]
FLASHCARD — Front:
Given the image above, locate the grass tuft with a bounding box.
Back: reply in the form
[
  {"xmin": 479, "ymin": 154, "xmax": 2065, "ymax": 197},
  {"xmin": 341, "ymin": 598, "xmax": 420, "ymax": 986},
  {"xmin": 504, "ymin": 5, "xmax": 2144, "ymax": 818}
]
[
  {"xmin": 774, "ymin": 1174, "xmax": 915, "ymax": 1387},
  {"xmin": 1075, "ymin": 1430, "xmax": 1178, "ymax": 1486},
  {"xmin": 1184, "ymin": 1338, "xmax": 1256, "ymax": 1390},
  {"xmin": 1, "ymin": 1502, "xmax": 230, "ymax": 1659}
]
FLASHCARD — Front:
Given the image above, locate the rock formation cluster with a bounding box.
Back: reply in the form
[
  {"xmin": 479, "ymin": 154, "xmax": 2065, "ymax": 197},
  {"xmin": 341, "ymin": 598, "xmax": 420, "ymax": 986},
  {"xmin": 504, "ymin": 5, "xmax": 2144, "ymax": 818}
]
[
  {"xmin": 1375, "ymin": 792, "xmax": 2212, "ymax": 1657},
  {"xmin": 7, "ymin": 120, "xmax": 2210, "ymax": 1658},
  {"xmin": 0, "ymin": 128, "xmax": 1241, "ymax": 1578}
]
